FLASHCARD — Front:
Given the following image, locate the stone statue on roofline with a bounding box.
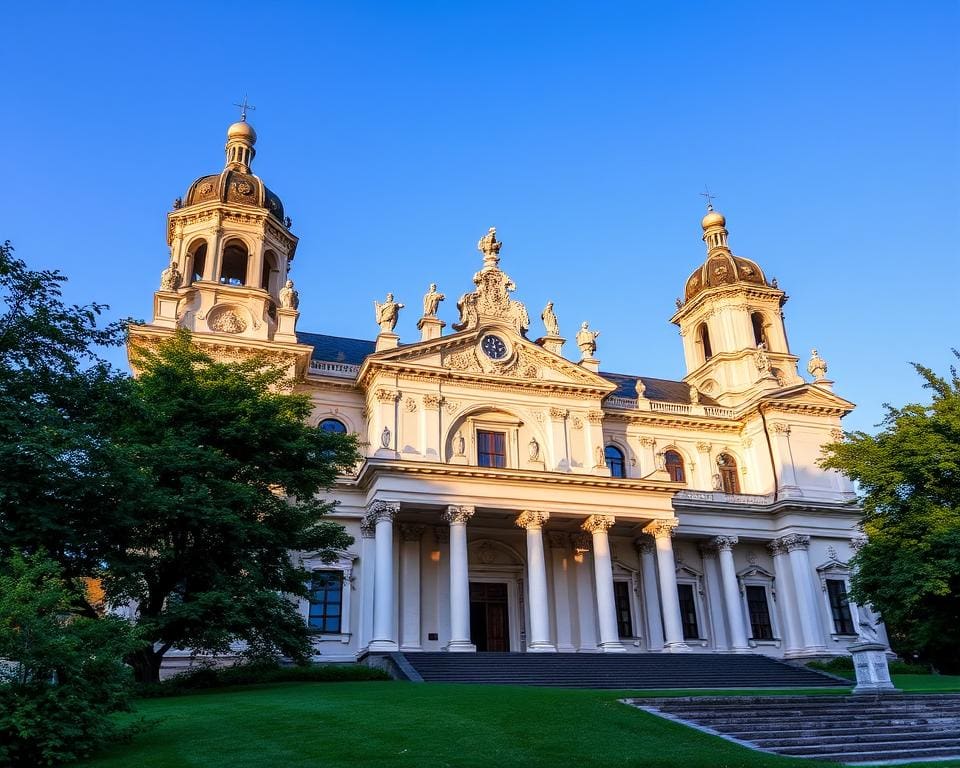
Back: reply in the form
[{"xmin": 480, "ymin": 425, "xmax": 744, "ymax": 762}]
[
  {"xmin": 807, "ymin": 348, "xmax": 828, "ymax": 381},
  {"xmin": 542, "ymin": 301, "xmax": 560, "ymax": 337},
  {"xmin": 422, "ymin": 283, "xmax": 445, "ymax": 317},
  {"xmin": 576, "ymin": 322, "xmax": 600, "ymax": 359},
  {"xmin": 374, "ymin": 293, "xmax": 404, "ymax": 333},
  {"xmin": 279, "ymin": 279, "xmax": 299, "ymax": 309},
  {"xmin": 160, "ymin": 259, "xmax": 182, "ymax": 291}
]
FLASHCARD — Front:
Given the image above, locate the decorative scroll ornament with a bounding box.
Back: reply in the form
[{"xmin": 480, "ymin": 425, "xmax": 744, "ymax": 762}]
[
  {"xmin": 453, "ymin": 228, "xmax": 529, "ymax": 334},
  {"xmin": 443, "ymin": 505, "xmax": 475, "ymax": 525},
  {"xmin": 209, "ymin": 308, "xmax": 247, "ymax": 334},
  {"xmin": 754, "ymin": 342, "xmax": 771, "ymax": 375},
  {"xmin": 516, "ymin": 510, "xmax": 550, "ymax": 529},
  {"xmin": 366, "ymin": 499, "xmax": 400, "ymax": 522}
]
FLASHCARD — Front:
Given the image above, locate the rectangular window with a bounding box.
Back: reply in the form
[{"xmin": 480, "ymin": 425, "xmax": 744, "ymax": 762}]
[
  {"xmin": 677, "ymin": 583, "xmax": 700, "ymax": 640},
  {"xmin": 826, "ymin": 578, "xmax": 855, "ymax": 635},
  {"xmin": 613, "ymin": 581, "xmax": 634, "ymax": 638},
  {"xmin": 308, "ymin": 570, "xmax": 343, "ymax": 633},
  {"xmin": 745, "ymin": 585, "xmax": 774, "ymax": 640},
  {"xmin": 477, "ymin": 430, "xmax": 506, "ymax": 468}
]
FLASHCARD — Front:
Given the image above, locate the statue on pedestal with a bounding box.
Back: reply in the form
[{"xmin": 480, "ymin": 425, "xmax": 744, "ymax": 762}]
[
  {"xmin": 542, "ymin": 301, "xmax": 560, "ymax": 337},
  {"xmin": 576, "ymin": 322, "xmax": 600, "ymax": 359},
  {"xmin": 807, "ymin": 348, "xmax": 828, "ymax": 381},
  {"xmin": 422, "ymin": 283, "xmax": 445, "ymax": 317},
  {"xmin": 279, "ymin": 279, "xmax": 299, "ymax": 309},
  {"xmin": 160, "ymin": 259, "xmax": 182, "ymax": 291},
  {"xmin": 374, "ymin": 293, "xmax": 404, "ymax": 333}
]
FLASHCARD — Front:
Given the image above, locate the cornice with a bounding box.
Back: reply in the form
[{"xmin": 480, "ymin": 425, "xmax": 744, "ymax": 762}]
[
  {"xmin": 601, "ymin": 409, "xmax": 742, "ymax": 432},
  {"xmin": 670, "ymin": 283, "xmax": 787, "ymax": 325}
]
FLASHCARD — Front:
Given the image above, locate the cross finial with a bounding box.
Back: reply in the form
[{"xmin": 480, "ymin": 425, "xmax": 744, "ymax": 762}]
[
  {"xmin": 233, "ymin": 95, "xmax": 256, "ymax": 122},
  {"xmin": 700, "ymin": 185, "xmax": 717, "ymax": 211}
]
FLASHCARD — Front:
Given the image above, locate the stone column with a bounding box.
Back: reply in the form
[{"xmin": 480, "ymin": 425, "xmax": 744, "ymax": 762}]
[
  {"xmin": 367, "ymin": 500, "xmax": 400, "ymax": 652},
  {"xmin": 769, "ymin": 422, "xmax": 801, "ymax": 498},
  {"xmin": 698, "ymin": 543, "xmax": 729, "ymax": 650},
  {"xmin": 548, "ymin": 532, "xmax": 575, "ymax": 652},
  {"xmin": 643, "ymin": 519, "xmax": 689, "ymax": 652},
  {"xmin": 399, "ymin": 524, "xmax": 425, "ymax": 651},
  {"xmin": 783, "ymin": 534, "xmax": 827, "ymax": 652},
  {"xmin": 358, "ymin": 518, "xmax": 377, "ymax": 651},
  {"xmin": 548, "ymin": 408, "xmax": 569, "ymax": 472},
  {"xmin": 572, "ymin": 533, "xmax": 598, "ymax": 651},
  {"xmin": 714, "ymin": 536, "xmax": 749, "ymax": 652},
  {"xmin": 582, "ymin": 515, "xmax": 626, "ymax": 652},
  {"xmin": 434, "ymin": 525, "xmax": 451, "ymax": 648},
  {"xmin": 635, "ymin": 536, "xmax": 664, "ymax": 651},
  {"xmin": 768, "ymin": 539, "xmax": 803, "ymax": 655},
  {"xmin": 421, "ymin": 395, "xmax": 443, "ymax": 461},
  {"xmin": 443, "ymin": 505, "xmax": 476, "ymax": 652},
  {"xmin": 515, "ymin": 511, "xmax": 556, "ymax": 652}
]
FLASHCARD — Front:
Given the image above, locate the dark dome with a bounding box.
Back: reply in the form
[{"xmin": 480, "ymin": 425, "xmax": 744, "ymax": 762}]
[
  {"xmin": 184, "ymin": 169, "xmax": 284, "ymax": 219},
  {"xmin": 684, "ymin": 252, "xmax": 766, "ymax": 302}
]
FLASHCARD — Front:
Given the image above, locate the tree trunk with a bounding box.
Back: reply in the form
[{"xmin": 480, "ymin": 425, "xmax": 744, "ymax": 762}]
[{"xmin": 129, "ymin": 646, "xmax": 163, "ymax": 684}]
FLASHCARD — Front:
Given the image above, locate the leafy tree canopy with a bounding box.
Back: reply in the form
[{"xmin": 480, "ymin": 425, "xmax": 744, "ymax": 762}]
[{"xmin": 821, "ymin": 353, "xmax": 960, "ymax": 672}]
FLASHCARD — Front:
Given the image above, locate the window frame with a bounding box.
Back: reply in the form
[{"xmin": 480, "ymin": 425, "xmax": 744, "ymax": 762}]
[
  {"xmin": 716, "ymin": 452, "xmax": 741, "ymax": 494},
  {"xmin": 613, "ymin": 579, "xmax": 635, "ymax": 638},
  {"xmin": 664, "ymin": 449, "xmax": 685, "ymax": 483},
  {"xmin": 308, "ymin": 570, "xmax": 344, "ymax": 634},
  {"xmin": 744, "ymin": 584, "xmax": 774, "ymax": 641},
  {"xmin": 676, "ymin": 582, "xmax": 701, "ymax": 640},
  {"xmin": 318, "ymin": 418, "xmax": 348, "ymax": 434},
  {"xmin": 605, "ymin": 444, "xmax": 626, "ymax": 478},
  {"xmin": 477, "ymin": 429, "xmax": 507, "ymax": 468},
  {"xmin": 825, "ymin": 578, "xmax": 856, "ymax": 636}
]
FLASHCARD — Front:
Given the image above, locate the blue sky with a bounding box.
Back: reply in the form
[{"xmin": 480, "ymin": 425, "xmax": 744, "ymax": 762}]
[{"xmin": 2, "ymin": 2, "xmax": 957, "ymax": 432}]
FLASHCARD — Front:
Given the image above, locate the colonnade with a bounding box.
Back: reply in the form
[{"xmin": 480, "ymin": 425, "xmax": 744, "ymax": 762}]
[{"xmin": 359, "ymin": 500, "xmax": 832, "ymax": 656}]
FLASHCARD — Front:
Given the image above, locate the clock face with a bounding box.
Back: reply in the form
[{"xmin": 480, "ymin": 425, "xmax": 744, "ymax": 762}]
[{"xmin": 481, "ymin": 334, "xmax": 508, "ymax": 360}]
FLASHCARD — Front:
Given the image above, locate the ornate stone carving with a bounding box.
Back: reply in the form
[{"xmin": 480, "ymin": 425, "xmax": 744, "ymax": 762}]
[
  {"xmin": 746, "ymin": 550, "xmax": 759, "ymax": 566},
  {"xmin": 478, "ymin": 541, "xmax": 496, "ymax": 564},
  {"xmin": 771, "ymin": 422, "xmax": 791, "ymax": 434},
  {"xmin": 422, "ymin": 394, "xmax": 442, "ymax": 410},
  {"xmin": 713, "ymin": 535, "xmax": 739, "ymax": 551},
  {"xmin": 547, "ymin": 531, "xmax": 569, "ymax": 550},
  {"xmin": 697, "ymin": 441, "xmax": 712, "ymax": 453},
  {"xmin": 279, "ymin": 279, "xmax": 299, "ymax": 309},
  {"xmin": 380, "ymin": 426, "xmax": 391, "ymax": 448},
  {"xmin": 781, "ymin": 534, "xmax": 810, "ymax": 552},
  {"xmin": 742, "ymin": 436, "xmax": 753, "ymax": 448},
  {"xmin": 453, "ymin": 431, "xmax": 466, "ymax": 456},
  {"xmin": 586, "ymin": 410, "xmax": 604, "ymax": 425},
  {"xmin": 453, "ymin": 228, "xmax": 529, "ymax": 334},
  {"xmin": 209, "ymin": 308, "xmax": 247, "ymax": 334},
  {"xmin": 635, "ymin": 379, "xmax": 647, "ymax": 398},
  {"xmin": 528, "ymin": 437, "xmax": 540, "ymax": 461},
  {"xmin": 698, "ymin": 542, "xmax": 718, "ymax": 558},
  {"xmin": 754, "ymin": 342, "xmax": 771, "ymax": 375},
  {"xmin": 570, "ymin": 416, "xmax": 583, "ymax": 430},
  {"xmin": 576, "ymin": 322, "xmax": 600, "ymax": 359},
  {"xmin": 826, "ymin": 545, "xmax": 839, "ymax": 561},
  {"xmin": 830, "ymin": 428, "xmax": 844, "ymax": 442},
  {"xmin": 443, "ymin": 505, "xmax": 475, "ymax": 525},
  {"xmin": 444, "ymin": 400, "xmax": 459, "ymax": 415},
  {"xmin": 642, "ymin": 519, "xmax": 678, "ymax": 539},
  {"xmin": 767, "ymin": 539, "xmax": 787, "ymax": 556},
  {"xmin": 477, "ymin": 226, "xmax": 502, "ymax": 266},
  {"xmin": 549, "ymin": 407, "xmax": 568, "ymax": 420},
  {"xmin": 807, "ymin": 348, "xmax": 828, "ymax": 382},
  {"xmin": 541, "ymin": 300, "xmax": 560, "ymax": 337},
  {"xmin": 400, "ymin": 524, "xmax": 425, "ymax": 541},
  {"xmin": 160, "ymin": 259, "xmax": 182, "ymax": 291},
  {"xmin": 689, "ymin": 384, "xmax": 700, "ymax": 405},
  {"xmin": 634, "ymin": 535, "xmax": 655, "ymax": 555},
  {"xmin": 404, "ymin": 397, "xmax": 417, "ymax": 413},
  {"xmin": 582, "ymin": 514, "xmax": 615, "ymax": 534},
  {"xmin": 639, "ymin": 436, "xmax": 655, "ymax": 448},
  {"xmin": 516, "ymin": 510, "xmax": 550, "ymax": 529},
  {"xmin": 446, "ymin": 349, "xmax": 480, "ymax": 372},
  {"xmin": 374, "ymin": 293, "xmax": 404, "ymax": 333},
  {"xmin": 422, "ymin": 283, "xmax": 445, "ymax": 317},
  {"xmin": 366, "ymin": 500, "xmax": 400, "ymax": 522},
  {"xmin": 360, "ymin": 519, "xmax": 376, "ymax": 539},
  {"xmin": 374, "ymin": 388, "xmax": 397, "ymax": 404}
]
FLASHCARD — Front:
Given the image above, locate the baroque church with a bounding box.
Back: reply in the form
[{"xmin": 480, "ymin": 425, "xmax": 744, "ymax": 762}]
[{"xmin": 129, "ymin": 115, "xmax": 888, "ymax": 664}]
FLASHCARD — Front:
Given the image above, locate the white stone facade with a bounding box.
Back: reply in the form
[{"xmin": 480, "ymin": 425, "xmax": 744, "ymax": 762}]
[{"xmin": 130, "ymin": 120, "xmax": 886, "ymax": 664}]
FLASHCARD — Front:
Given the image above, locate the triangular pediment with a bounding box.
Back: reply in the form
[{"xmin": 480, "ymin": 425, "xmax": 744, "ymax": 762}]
[
  {"xmin": 760, "ymin": 383, "xmax": 855, "ymax": 413},
  {"xmin": 358, "ymin": 324, "xmax": 616, "ymax": 393}
]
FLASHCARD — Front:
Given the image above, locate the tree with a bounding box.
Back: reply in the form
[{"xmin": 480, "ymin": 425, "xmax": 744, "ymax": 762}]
[
  {"xmin": 107, "ymin": 331, "xmax": 359, "ymax": 682},
  {"xmin": 0, "ymin": 551, "xmax": 139, "ymax": 767},
  {"xmin": 821, "ymin": 353, "xmax": 960, "ymax": 673}
]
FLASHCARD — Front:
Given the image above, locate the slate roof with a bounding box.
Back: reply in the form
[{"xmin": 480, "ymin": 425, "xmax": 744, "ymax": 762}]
[{"xmin": 297, "ymin": 331, "xmax": 700, "ymax": 405}]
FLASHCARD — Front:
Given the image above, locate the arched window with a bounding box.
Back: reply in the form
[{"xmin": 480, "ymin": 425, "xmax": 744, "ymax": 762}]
[
  {"xmin": 698, "ymin": 323, "xmax": 713, "ymax": 361},
  {"xmin": 751, "ymin": 312, "xmax": 768, "ymax": 348},
  {"xmin": 190, "ymin": 243, "xmax": 207, "ymax": 284},
  {"xmin": 261, "ymin": 250, "xmax": 278, "ymax": 292},
  {"xmin": 605, "ymin": 445, "xmax": 626, "ymax": 478},
  {"xmin": 319, "ymin": 418, "xmax": 347, "ymax": 434},
  {"xmin": 664, "ymin": 450, "xmax": 685, "ymax": 483},
  {"xmin": 717, "ymin": 453, "xmax": 740, "ymax": 494},
  {"xmin": 220, "ymin": 240, "xmax": 249, "ymax": 286}
]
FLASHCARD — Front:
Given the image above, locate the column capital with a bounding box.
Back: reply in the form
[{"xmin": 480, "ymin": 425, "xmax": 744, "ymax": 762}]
[
  {"xmin": 642, "ymin": 518, "xmax": 678, "ymax": 539},
  {"xmin": 433, "ymin": 525, "xmax": 449, "ymax": 544},
  {"xmin": 443, "ymin": 505, "xmax": 475, "ymax": 525},
  {"xmin": 516, "ymin": 510, "xmax": 550, "ymax": 530},
  {"xmin": 366, "ymin": 499, "xmax": 400, "ymax": 522},
  {"xmin": 360, "ymin": 518, "xmax": 377, "ymax": 538},
  {"xmin": 400, "ymin": 524, "xmax": 426, "ymax": 542},
  {"xmin": 781, "ymin": 533, "xmax": 810, "ymax": 552},
  {"xmin": 767, "ymin": 538, "xmax": 787, "ymax": 556},
  {"xmin": 582, "ymin": 514, "xmax": 615, "ymax": 534},
  {"xmin": 713, "ymin": 535, "xmax": 739, "ymax": 552},
  {"xmin": 547, "ymin": 531, "xmax": 570, "ymax": 550},
  {"xmin": 634, "ymin": 535, "xmax": 655, "ymax": 555},
  {"xmin": 698, "ymin": 541, "xmax": 718, "ymax": 558}
]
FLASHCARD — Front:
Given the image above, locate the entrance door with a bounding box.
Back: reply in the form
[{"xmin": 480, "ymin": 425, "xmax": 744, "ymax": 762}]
[{"xmin": 470, "ymin": 582, "xmax": 510, "ymax": 652}]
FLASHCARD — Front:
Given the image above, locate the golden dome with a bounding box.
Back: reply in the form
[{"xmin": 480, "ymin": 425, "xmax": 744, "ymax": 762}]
[
  {"xmin": 701, "ymin": 208, "xmax": 726, "ymax": 229},
  {"xmin": 227, "ymin": 120, "xmax": 257, "ymax": 143}
]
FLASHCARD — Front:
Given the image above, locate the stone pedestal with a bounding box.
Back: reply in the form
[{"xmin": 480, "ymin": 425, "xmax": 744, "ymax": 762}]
[
  {"xmin": 850, "ymin": 642, "xmax": 898, "ymax": 694},
  {"xmin": 537, "ymin": 335, "xmax": 565, "ymax": 356},
  {"xmin": 417, "ymin": 316, "xmax": 445, "ymax": 342},
  {"xmin": 375, "ymin": 332, "xmax": 399, "ymax": 352},
  {"xmin": 153, "ymin": 289, "xmax": 181, "ymax": 328},
  {"xmin": 580, "ymin": 356, "xmax": 600, "ymax": 373},
  {"xmin": 274, "ymin": 307, "xmax": 299, "ymax": 342}
]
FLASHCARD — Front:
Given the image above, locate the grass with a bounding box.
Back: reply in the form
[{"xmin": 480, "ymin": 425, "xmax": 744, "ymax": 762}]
[{"xmin": 75, "ymin": 679, "xmax": 960, "ymax": 768}]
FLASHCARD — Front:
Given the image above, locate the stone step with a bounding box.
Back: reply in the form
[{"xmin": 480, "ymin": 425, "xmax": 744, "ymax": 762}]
[
  {"xmin": 807, "ymin": 745, "xmax": 960, "ymax": 763},
  {"xmin": 755, "ymin": 732, "xmax": 960, "ymax": 748},
  {"xmin": 728, "ymin": 723, "xmax": 960, "ymax": 740},
  {"xmin": 776, "ymin": 736, "xmax": 960, "ymax": 756}
]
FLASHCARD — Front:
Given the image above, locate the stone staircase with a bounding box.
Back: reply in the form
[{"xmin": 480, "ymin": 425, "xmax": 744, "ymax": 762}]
[
  {"xmin": 630, "ymin": 694, "xmax": 960, "ymax": 763},
  {"xmin": 392, "ymin": 651, "xmax": 847, "ymax": 689}
]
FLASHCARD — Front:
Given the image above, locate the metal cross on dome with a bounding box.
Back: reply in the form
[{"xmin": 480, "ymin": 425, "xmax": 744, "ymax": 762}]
[
  {"xmin": 233, "ymin": 95, "xmax": 256, "ymax": 122},
  {"xmin": 700, "ymin": 185, "xmax": 718, "ymax": 210}
]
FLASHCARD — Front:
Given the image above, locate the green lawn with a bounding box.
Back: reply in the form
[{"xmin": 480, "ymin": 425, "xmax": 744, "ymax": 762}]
[{"xmin": 76, "ymin": 679, "xmax": 960, "ymax": 768}]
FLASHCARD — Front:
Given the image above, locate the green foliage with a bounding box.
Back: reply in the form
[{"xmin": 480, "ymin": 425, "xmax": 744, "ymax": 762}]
[
  {"xmin": 137, "ymin": 661, "xmax": 389, "ymax": 697},
  {"xmin": 0, "ymin": 551, "xmax": 139, "ymax": 767},
  {"xmin": 821, "ymin": 351, "xmax": 960, "ymax": 673},
  {"xmin": 106, "ymin": 331, "xmax": 360, "ymax": 682}
]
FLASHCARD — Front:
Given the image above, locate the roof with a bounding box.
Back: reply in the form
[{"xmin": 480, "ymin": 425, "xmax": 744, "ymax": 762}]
[
  {"xmin": 600, "ymin": 371, "xmax": 718, "ymax": 405},
  {"xmin": 297, "ymin": 332, "xmax": 700, "ymax": 404},
  {"xmin": 297, "ymin": 332, "xmax": 376, "ymax": 365}
]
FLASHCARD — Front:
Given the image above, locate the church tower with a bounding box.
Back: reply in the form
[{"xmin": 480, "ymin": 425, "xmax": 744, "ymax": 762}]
[
  {"xmin": 671, "ymin": 206, "xmax": 802, "ymax": 406},
  {"xmin": 150, "ymin": 113, "xmax": 301, "ymax": 344}
]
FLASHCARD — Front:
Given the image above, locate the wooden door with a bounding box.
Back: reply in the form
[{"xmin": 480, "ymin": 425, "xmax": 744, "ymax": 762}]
[{"xmin": 470, "ymin": 582, "xmax": 510, "ymax": 652}]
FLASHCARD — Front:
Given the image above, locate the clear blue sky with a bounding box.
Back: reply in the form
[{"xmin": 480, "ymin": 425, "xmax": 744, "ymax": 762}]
[{"xmin": 3, "ymin": 2, "xmax": 957, "ymax": 432}]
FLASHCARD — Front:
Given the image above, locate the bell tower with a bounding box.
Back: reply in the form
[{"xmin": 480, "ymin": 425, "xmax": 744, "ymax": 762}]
[
  {"xmin": 671, "ymin": 206, "xmax": 802, "ymax": 405},
  {"xmin": 149, "ymin": 114, "xmax": 301, "ymax": 344}
]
